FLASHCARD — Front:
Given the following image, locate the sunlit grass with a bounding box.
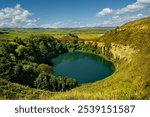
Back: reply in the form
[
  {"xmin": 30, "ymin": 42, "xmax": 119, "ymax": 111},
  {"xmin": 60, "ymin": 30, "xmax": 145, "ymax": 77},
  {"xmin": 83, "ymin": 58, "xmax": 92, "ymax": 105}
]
[
  {"xmin": 0, "ymin": 17, "xmax": 150, "ymax": 100},
  {"xmin": 77, "ymin": 34, "xmax": 103, "ymax": 40}
]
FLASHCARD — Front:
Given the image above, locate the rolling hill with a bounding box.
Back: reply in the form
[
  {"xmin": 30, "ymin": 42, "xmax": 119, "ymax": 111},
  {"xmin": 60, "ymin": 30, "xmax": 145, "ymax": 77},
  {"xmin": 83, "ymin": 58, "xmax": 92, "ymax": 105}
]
[{"xmin": 0, "ymin": 17, "xmax": 150, "ymax": 99}]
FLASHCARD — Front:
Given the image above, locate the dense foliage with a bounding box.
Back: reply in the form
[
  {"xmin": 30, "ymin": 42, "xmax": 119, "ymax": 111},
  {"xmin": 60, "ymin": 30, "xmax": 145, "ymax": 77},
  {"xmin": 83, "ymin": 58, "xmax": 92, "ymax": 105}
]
[
  {"xmin": 1, "ymin": 17, "xmax": 149, "ymax": 100},
  {"xmin": 0, "ymin": 35, "xmax": 79, "ymax": 91},
  {"xmin": 0, "ymin": 33, "xmax": 104, "ymax": 92}
]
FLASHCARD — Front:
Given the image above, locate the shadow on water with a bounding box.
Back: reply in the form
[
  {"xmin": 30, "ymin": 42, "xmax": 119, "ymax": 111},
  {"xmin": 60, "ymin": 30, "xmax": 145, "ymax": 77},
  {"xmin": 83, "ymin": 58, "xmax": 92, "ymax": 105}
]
[{"xmin": 51, "ymin": 51, "xmax": 115, "ymax": 83}]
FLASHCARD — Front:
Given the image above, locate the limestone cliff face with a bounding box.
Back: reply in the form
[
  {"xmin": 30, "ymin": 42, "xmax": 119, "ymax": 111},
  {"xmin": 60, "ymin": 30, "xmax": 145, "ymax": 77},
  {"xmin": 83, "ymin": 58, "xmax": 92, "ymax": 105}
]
[
  {"xmin": 109, "ymin": 43, "xmax": 136, "ymax": 62},
  {"xmin": 84, "ymin": 41, "xmax": 137, "ymax": 63}
]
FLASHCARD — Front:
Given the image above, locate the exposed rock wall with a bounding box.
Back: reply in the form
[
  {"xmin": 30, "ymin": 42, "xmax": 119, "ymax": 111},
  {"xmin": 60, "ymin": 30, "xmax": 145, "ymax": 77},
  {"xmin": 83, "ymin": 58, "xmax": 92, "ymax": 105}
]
[{"xmin": 84, "ymin": 41, "xmax": 137, "ymax": 63}]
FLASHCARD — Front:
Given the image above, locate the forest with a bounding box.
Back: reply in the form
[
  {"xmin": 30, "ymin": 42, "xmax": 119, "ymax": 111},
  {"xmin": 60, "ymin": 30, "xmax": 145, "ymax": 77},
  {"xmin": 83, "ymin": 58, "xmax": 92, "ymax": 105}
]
[
  {"xmin": 0, "ymin": 17, "xmax": 149, "ymax": 99},
  {"xmin": 0, "ymin": 34, "xmax": 105, "ymax": 91}
]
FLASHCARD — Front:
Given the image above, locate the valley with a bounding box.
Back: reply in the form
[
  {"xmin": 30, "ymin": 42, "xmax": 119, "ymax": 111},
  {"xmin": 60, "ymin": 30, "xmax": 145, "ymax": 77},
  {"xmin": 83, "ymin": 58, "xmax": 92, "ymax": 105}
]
[{"xmin": 0, "ymin": 17, "xmax": 150, "ymax": 99}]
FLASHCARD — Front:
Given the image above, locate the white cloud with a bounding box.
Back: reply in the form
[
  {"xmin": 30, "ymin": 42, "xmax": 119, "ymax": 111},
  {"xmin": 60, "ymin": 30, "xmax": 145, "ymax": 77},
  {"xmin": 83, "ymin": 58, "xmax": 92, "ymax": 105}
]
[
  {"xmin": 41, "ymin": 21, "xmax": 86, "ymax": 28},
  {"xmin": 97, "ymin": 0, "xmax": 150, "ymax": 16},
  {"xmin": 137, "ymin": 0, "xmax": 150, "ymax": 4},
  {"xmin": 41, "ymin": 22, "xmax": 69, "ymax": 28},
  {"xmin": 0, "ymin": 4, "xmax": 37, "ymax": 28},
  {"xmin": 96, "ymin": 8, "xmax": 113, "ymax": 17},
  {"xmin": 137, "ymin": 13, "xmax": 143, "ymax": 17},
  {"xmin": 96, "ymin": 0, "xmax": 150, "ymax": 26},
  {"xmin": 101, "ymin": 13, "xmax": 147, "ymax": 26},
  {"xmin": 15, "ymin": 4, "xmax": 21, "ymax": 9},
  {"xmin": 115, "ymin": 2, "xmax": 147, "ymax": 14}
]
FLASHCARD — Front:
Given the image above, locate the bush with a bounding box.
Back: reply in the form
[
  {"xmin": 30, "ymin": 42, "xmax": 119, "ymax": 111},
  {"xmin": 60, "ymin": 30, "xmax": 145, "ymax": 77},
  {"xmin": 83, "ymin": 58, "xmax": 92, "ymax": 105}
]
[
  {"xmin": 15, "ymin": 45, "xmax": 27, "ymax": 57},
  {"xmin": 65, "ymin": 78, "xmax": 78, "ymax": 90},
  {"xmin": 37, "ymin": 64, "xmax": 53, "ymax": 74},
  {"xmin": 34, "ymin": 72, "xmax": 50, "ymax": 90}
]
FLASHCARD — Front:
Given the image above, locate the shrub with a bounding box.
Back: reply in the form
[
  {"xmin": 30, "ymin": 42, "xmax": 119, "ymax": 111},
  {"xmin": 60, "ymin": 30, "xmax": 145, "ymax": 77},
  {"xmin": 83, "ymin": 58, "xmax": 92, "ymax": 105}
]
[
  {"xmin": 34, "ymin": 72, "xmax": 50, "ymax": 90},
  {"xmin": 37, "ymin": 64, "xmax": 53, "ymax": 74}
]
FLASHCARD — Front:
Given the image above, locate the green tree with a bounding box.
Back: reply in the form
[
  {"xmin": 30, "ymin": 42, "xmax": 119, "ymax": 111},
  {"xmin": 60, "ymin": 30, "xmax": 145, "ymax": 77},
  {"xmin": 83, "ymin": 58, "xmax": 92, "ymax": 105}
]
[
  {"xmin": 15, "ymin": 45, "xmax": 27, "ymax": 57},
  {"xmin": 34, "ymin": 72, "xmax": 50, "ymax": 90},
  {"xmin": 57, "ymin": 77, "xmax": 65, "ymax": 91},
  {"xmin": 9, "ymin": 53, "xmax": 16, "ymax": 62},
  {"xmin": 65, "ymin": 78, "xmax": 78, "ymax": 90},
  {"xmin": 49, "ymin": 76, "xmax": 58, "ymax": 91},
  {"xmin": 39, "ymin": 41, "xmax": 48, "ymax": 55},
  {"xmin": 37, "ymin": 64, "xmax": 53, "ymax": 74}
]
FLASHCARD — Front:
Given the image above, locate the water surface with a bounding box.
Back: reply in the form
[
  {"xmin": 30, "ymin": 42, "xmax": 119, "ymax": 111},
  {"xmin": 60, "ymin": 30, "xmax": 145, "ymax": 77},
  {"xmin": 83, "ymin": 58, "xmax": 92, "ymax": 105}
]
[{"xmin": 51, "ymin": 51, "xmax": 114, "ymax": 83}]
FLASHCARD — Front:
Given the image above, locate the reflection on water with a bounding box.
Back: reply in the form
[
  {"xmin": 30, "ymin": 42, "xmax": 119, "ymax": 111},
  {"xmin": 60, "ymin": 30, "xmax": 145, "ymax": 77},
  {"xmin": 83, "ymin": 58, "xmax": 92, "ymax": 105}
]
[{"xmin": 51, "ymin": 51, "xmax": 115, "ymax": 83}]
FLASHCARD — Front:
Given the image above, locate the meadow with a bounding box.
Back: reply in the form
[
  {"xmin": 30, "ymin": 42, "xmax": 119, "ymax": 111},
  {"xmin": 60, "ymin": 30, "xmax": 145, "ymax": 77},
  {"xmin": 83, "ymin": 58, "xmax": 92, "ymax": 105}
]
[
  {"xmin": 0, "ymin": 27, "xmax": 113, "ymax": 40},
  {"xmin": 0, "ymin": 17, "xmax": 149, "ymax": 100}
]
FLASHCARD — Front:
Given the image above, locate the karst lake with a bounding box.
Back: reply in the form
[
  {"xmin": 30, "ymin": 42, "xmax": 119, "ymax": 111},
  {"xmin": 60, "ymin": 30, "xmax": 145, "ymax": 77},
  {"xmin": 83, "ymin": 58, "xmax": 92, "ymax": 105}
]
[{"xmin": 51, "ymin": 51, "xmax": 115, "ymax": 83}]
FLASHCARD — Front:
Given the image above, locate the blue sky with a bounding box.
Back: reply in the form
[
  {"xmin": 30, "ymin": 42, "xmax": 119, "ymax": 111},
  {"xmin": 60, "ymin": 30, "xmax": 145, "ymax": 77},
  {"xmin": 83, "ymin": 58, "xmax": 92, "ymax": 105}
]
[{"xmin": 0, "ymin": 0, "xmax": 150, "ymax": 28}]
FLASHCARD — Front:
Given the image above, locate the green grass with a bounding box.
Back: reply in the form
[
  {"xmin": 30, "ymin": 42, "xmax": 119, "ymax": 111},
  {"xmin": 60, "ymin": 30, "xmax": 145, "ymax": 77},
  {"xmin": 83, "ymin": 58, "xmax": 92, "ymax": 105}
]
[
  {"xmin": 0, "ymin": 78, "xmax": 55, "ymax": 99},
  {"xmin": 0, "ymin": 17, "xmax": 149, "ymax": 100},
  {"xmin": 0, "ymin": 27, "xmax": 113, "ymax": 40}
]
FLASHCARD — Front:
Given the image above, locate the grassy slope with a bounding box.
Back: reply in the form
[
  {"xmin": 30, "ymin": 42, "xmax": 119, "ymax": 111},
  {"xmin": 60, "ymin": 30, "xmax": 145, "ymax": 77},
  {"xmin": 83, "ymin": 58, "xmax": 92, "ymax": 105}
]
[
  {"xmin": 57, "ymin": 17, "xmax": 150, "ymax": 100},
  {"xmin": 0, "ymin": 78, "xmax": 56, "ymax": 99},
  {"xmin": 0, "ymin": 27, "xmax": 111, "ymax": 40},
  {"xmin": 0, "ymin": 17, "xmax": 149, "ymax": 99}
]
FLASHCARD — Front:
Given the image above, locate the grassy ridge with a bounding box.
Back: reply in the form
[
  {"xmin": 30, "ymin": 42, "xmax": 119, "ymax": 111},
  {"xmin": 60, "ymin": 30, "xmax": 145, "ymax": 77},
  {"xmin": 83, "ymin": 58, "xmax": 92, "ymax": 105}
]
[
  {"xmin": 0, "ymin": 27, "xmax": 113, "ymax": 40},
  {"xmin": 46, "ymin": 17, "xmax": 150, "ymax": 99},
  {"xmin": 0, "ymin": 17, "xmax": 149, "ymax": 99}
]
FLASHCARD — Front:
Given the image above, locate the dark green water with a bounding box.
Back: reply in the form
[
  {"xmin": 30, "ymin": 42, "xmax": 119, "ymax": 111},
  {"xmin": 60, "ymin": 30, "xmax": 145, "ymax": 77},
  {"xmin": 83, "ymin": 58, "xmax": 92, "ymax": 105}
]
[{"xmin": 51, "ymin": 51, "xmax": 115, "ymax": 83}]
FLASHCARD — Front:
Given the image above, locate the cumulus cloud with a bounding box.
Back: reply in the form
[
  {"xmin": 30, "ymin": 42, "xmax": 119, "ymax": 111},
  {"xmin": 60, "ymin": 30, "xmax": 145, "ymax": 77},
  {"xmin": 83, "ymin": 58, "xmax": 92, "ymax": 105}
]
[
  {"xmin": 0, "ymin": 4, "xmax": 37, "ymax": 28},
  {"xmin": 97, "ymin": 0, "xmax": 150, "ymax": 16},
  {"xmin": 101, "ymin": 13, "xmax": 147, "ymax": 26},
  {"xmin": 96, "ymin": 8, "xmax": 113, "ymax": 17},
  {"xmin": 115, "ymin": 3, "xmax": 145, "ymax": 14},
  {"xmin": 96, "ymin": 0, "xmax": 150, "ymax": 26},
  {"xmin": 137, "ymin": 0, "xmax": 150, "ymax": 4},
  {"xmin": 115, "ymin": 1, "xmax": 149, "ymax": 15}
]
